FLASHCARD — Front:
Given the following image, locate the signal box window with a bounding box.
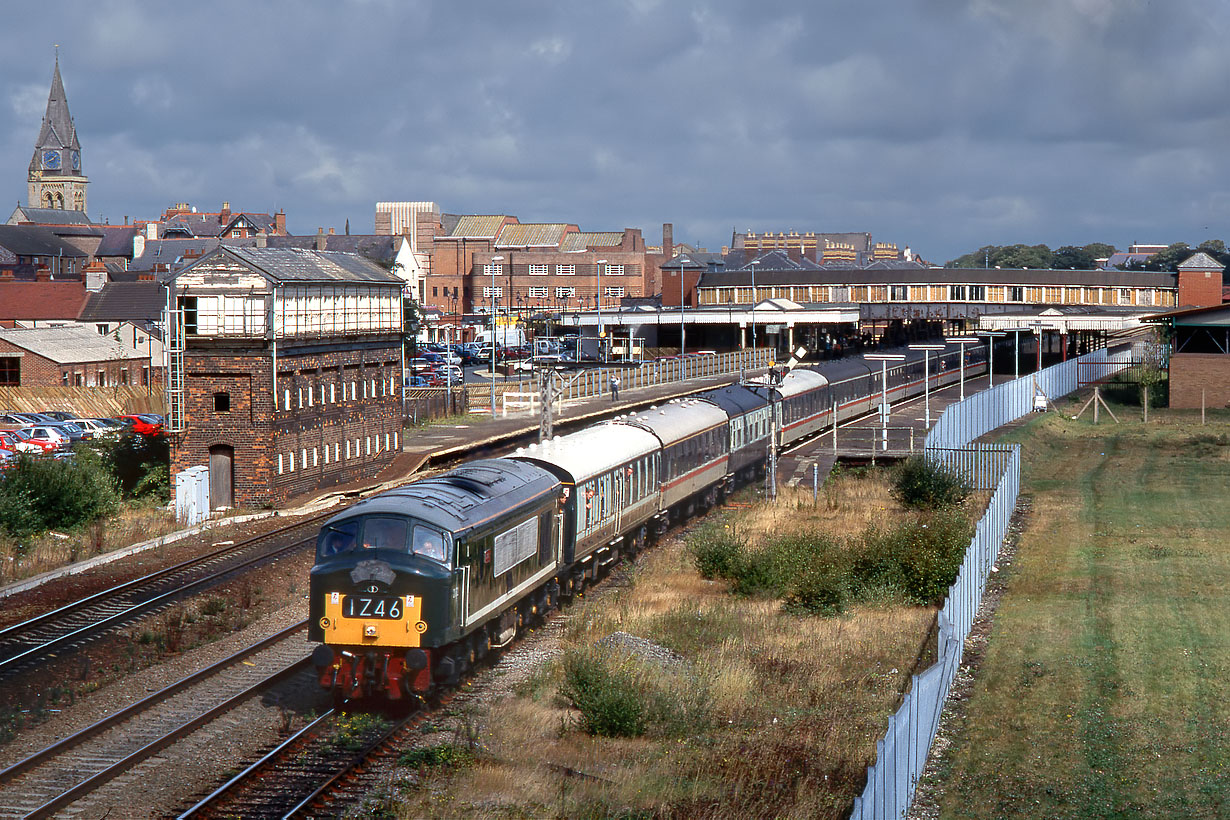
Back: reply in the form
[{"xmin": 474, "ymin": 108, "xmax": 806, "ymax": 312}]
[{"xmin": 214, "ymin": 392, "xmax": 230, "ymax": 412}]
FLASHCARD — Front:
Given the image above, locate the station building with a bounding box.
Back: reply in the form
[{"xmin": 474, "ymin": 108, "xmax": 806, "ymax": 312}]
[{"xmin": 163, "ymin": 246, "xmax": 405, "ymax": 509}]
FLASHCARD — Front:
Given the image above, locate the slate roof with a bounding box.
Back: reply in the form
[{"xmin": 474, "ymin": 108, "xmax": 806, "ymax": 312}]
[
  {"xmin": 130, "ymin": 238, "xmax": 226, "ymax": 272},
  {"xmin": 94, "ymin": 225, "xmax": 139, "ymax": 258},
  {"xmin": 0, "ymin": 325, "xmax": 144, "ymax": 364},
  {"xmin": 77, "ymin": 281, "xmax": 166, "ymax": 322},
  {"xmin": 168, "ymin": 246, "xmax": 401, "ymax": 286},
  {"xmin": 8, "ymin": 206, "xmax": 96, "ymax": 228},
  {"xmin": 560, "ymin": 232, "xmax": 624, "ymax": 252},
  {"xmin": 160, "ymin": 211, "xmax": 277, "ymax": 238},
  {"xmin": 0, "ymin": 225, "xmax": 89, "ymax": 258},
  {"xmin": 0, "ymin": 281, "xmax": 89, "ymax": 322},
  {"xmin": 1177, "ymin": 252, "xmax": 1225, "ymax": 271},
  {"xmin": 261, "ymin": 235, "xmax": 398, "ymax": 266}
]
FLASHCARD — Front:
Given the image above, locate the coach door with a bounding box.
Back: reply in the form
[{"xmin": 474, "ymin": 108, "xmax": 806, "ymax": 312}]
[{"xmin": 208, "ymin": 444, "xmax": 234, "ymax": 509}]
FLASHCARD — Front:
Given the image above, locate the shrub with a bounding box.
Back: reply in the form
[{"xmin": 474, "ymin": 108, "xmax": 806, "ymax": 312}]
[
  {"xmin": 892, "ymin": 456, "xmax": 970, "ymax": 509},
  {"xmin": 689, "ymin": 523, "xmax": 745, "ymax": 581},
  {"xmin": 99, "ymin": 432, "xmax": 170, "ymax": 501},
  {"xmin": 560, "ymin": 648, "xmax": 649, "ymax": 738},
  {"xmin": 856, "ymin": 510, "xmax": 972, "ymax": 605},
  {"xmin": 0, "ymin": 451, "xmax": 120, "ymax": 537}
]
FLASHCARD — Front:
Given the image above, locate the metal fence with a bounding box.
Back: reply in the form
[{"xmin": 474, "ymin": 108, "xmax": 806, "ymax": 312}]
[
  {"xmin": 851, "ymin": 342, "xmax": 1142, "ymax": 819},
  {"xmin": 466, "ymin": 348, "xmax": 774, "ymax": 413}
]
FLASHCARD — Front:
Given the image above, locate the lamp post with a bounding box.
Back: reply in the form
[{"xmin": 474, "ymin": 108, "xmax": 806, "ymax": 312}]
[
  {"xmin": 594, "ymin": 258, "xmax": 607, "ymax": 362},
  {"xmin": 865, "ymin": 353, "xmax": 906, "ymax": 451},
  {"xmin": 949, "ymin": 335, "xmax": 980, "ymax": 401},
  {"xmin": 979, "ymin": 331, "xmax": 1006, "ymax": 388},
  {"xmin": 489, "ymin": 255, "xmax": 503, "ymax": 416},
  {"xmin": 678, "ymin": 256, "xmax": 689, "ymax": 357},
  {"xmin": 749, "ymin": 259, "xmax": 761, "ymax": 353},
  {"xmin": 908, "ymin": 343, "xmax": 946, "ymax": 428}
]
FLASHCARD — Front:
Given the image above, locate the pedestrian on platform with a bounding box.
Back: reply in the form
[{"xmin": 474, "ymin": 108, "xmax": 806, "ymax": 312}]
[{"xmin": 610, "ymin": 375, "xmax": 620, "ymax": 401}]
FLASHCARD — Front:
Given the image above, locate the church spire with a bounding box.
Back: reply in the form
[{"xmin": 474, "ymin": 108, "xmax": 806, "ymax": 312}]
[{"xmin": 27, "ymin": 53, "xmax": 88, "ymax": 213}]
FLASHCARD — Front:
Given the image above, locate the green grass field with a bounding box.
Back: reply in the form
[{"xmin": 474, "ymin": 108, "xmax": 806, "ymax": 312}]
[{"xmin": 933, "ymin": 408, "xmax": 1230, "ymax": 819}]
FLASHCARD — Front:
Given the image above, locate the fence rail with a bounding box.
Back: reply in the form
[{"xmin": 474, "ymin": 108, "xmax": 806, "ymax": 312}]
[
  {"xmin": 851, "ymin": 341, "xmax": 1144, "ymax": 819},
  {"xmin": 464, "ymin": 348, "xmax": 773, "ymax": 413}
]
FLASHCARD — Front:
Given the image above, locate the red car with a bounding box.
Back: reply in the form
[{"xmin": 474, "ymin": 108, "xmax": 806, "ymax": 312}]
[
  {"xmin": 0, "ymin": 429, "xmax": 41, "ymax": 455},
  {"xmin": 118, "ymin": 414, "xmax": 165, "ymax": 436}
]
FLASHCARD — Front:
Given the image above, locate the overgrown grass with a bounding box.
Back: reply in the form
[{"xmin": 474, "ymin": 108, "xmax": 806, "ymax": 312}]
[
  {"xmin": 393, "ymin": 474, "xmax": 947, "ymax": 819},
  {"xmin": 930, "ymin": 404, "xmax": 1230, "ymax": 818}
]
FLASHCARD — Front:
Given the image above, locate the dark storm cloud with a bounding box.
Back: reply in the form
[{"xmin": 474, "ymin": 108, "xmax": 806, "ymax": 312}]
[{"xmin": 3, "ymin": 0, "xmax": 1229, "ymax": 262}]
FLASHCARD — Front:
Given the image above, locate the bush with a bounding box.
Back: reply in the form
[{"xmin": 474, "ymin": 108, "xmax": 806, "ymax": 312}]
[
  {"xmin": 99, "ymin": 432, "xmax": 170, "ymax": 501},
  {"xmin": 893, "ymin": 456, "xmax": 970, "ymax": 509},
  {"xmin": 0, "ymin": 451, "xmax": 120, "ymax": 538},
  {"xmin": 854, "ymin": 510, "xmax": 972, "ymax": 605},
  {"xmin": 689, "ymin": 523, "xmax": 745, "ymax": 581},
  {"xmin": 560, "ymin": 648, "xmax": 650, "ymax": 737}
]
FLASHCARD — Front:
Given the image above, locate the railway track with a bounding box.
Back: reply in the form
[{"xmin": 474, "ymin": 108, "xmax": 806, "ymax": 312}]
[
  {"xmin": 0, "ymin": 621, "xmax": 314, "ymax": 819},
  {"xmin": 0, "ymin": 515, "xmax": 329, "ymax": 680}
]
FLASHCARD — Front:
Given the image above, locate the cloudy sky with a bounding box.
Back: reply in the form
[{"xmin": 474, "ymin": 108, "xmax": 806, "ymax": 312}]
[{"xmin": 3, "ymin": 0, "xmax": 1227, "ymax": 264}]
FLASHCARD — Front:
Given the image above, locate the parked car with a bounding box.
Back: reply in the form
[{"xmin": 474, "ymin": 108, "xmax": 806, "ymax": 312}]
[
  {"xmin": 2, "ymin": 412, "xmax": 57, "ymax": 425},
  {"xmin": 14, "ymin": 425, "xmax": 69, "ymax": 452},
  {"xmin": 74, "ymin": 418, "xmax": 119, "ymax": 439},
  {"xmin": 118, "ymin": 414, "xmax": 165, "ymax": 437},
  {"xmin": 433, "ymin": 365, "xmax": 464, "ymax": 384},
  {"xmin": 49, "ymin": 421, "xmax": 86, "ymax": 442},
  {"xmin": 39, "ymin": 410, "xmax": 81, "ymax": 422},
  {"xmin": 404, "ymin": 375, "xmax": 430, "ymax": 388},
  {"xmin": 0, "ymin": 429, "xmax": 40, "ymax": 454}
]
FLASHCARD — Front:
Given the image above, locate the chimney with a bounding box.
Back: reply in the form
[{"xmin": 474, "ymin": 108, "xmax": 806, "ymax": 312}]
[
  {"xmin": 316, "ymin": 228, "xmax": 327, "ymax": 251},
  {"xmin": 0, "ymin": 268, "xmax": 14, "ymax": 281},
  {"xmin": 663, "ymin": 223, "xmax": 674, "ymax": 258},
  {"xmin": 274, "ymin": 209, "xmax": 286, "ymax": 235},
  {"xmin": 146, "ymin": 222, "xmax": 159, "ymax": 240},
  {"xmin": 329, "ymin": 227, "xmax": 335, "ymax": 235},
  {"xmin": 133, "ymin": 233, "xmax": 145, "ymax": 259},
  {"xmin": 219, "ymin": 201, "xmax": 231, "ymax": 224},
  {"xmin": 256, "ymin": 234, "xmax": 267, "ymax": 248},
  {"xmin": 124, "ymin": 215, "xmax": 129, "ymax": 225},
  {"xmin": 35, "ymin": 265, "xmax": 51, "ymax": 282}
]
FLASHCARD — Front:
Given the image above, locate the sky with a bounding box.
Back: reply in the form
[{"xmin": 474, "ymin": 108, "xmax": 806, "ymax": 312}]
[{"xmin": 3, "ymin": 0, "xmax": 1228, "ymax": 265}]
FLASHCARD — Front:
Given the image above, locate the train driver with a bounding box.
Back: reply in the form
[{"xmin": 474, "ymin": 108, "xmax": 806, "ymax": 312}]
[{"xmin": 413, "ymin": 526, "xmax": 447, "ymax": 562}]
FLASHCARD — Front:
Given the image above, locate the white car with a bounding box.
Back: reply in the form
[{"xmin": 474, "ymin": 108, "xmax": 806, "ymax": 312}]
[{"xmin": 76, "ymin": 418, "xmax": 121, "ymax": 438}]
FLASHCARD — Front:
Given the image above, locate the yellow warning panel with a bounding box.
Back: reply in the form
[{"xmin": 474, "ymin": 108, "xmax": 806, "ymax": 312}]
[{"xmin": 320, "ymin": 591, "xmax": 424, "ymax": 647}]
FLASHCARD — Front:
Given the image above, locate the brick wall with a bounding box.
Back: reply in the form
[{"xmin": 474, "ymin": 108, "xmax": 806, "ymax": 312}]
[
  {"xmin": 1169, "ymin": 353, "xmax": 1230, "ymax": 409},
  {"xmin": 1177, "ymin": 269, "xmax": 1224, "ymax": 309},
  {"xmin": 171, "ymin": 338, "xmax": 403, "ymax": 509},
  {"xmin": 0, "ymin": 339, "xmax": 59, "ymax": 385}
]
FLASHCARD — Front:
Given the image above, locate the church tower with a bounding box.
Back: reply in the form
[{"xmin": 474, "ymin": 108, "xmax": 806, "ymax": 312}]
[{"xmin": 28, "ymin": 56, "xmax": 88, "ymax": 214}]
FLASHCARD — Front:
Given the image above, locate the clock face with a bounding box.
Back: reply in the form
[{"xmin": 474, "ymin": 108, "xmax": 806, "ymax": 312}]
[
  {"xmin": 42, "ymin": 150, "xmax": 61, "ymax": 170},
  {"xmin": 71, "ymin": 151, "xmax": 80, "ymax": 171}
]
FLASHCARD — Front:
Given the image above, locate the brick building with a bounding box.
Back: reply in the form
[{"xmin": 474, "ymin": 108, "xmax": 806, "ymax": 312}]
[
  {"xmin": 163, "ymin": 247, "xmax": 404, "ymax": 509},
  {"xmin": 415, "ymin": 213, "xmax": 653, "ymax": 326},
  {"xmin": 1145, "ymin": 252, "xmax": 1228, "ymax": 410},
  {"xmin": 0, "ymin": 325, "xmax": 149, "ymax": 387}
]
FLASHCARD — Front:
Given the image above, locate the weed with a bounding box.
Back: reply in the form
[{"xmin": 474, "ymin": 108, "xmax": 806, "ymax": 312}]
[
  {"xmin": 398, "ymin": 743, "xmax": 475, "ymax": 769},
  {"xmin": 330, "ymin": 712, "xmax": 389, "ymax": 752}
]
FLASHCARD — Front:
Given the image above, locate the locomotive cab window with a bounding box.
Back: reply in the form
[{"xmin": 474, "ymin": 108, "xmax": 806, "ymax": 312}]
[
  {"xmin": 412, "ymin": 524, "xmax": 448, "ymax": 563},
  {"xmin": 362, "ymin": 517, "xmax": 409, "ymax": 551},
  {"xmin": 318, "ymin": 520, "xmax": 359, "ymax": 557}
]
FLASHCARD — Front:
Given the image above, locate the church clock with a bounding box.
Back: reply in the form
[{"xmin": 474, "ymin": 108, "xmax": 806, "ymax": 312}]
[
  {"xmin": 71, "ymin": 150, "xmax": 80, "ymax": 171},
  {"xmin": 42, "ymin": 149, "xmax": 61, "ymax": 170}
]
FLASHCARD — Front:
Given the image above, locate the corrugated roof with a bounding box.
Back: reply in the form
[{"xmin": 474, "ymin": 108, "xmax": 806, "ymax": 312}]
[
  {"xmin": 560, "ymin": 232, "xmax": 623, "ymax": 252},
  {"xmin": 262, "ymin": 235, "xmax": 397, "ymax": 265},
  {"xmin": 495, "ymin": 223, "xmax": 571, "ymax": 249},
  {"xmin": 0, "ymin": 325, "xmax": 144, "ymax": 364},
  {"xmin": 447, "ymin": 215, "xmax": 509, "ymax": 239}
]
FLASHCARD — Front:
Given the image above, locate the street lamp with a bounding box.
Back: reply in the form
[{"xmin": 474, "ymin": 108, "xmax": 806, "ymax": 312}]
[
  {"xmin": 978, "ymin": 331, "xmax": 1006, "ymax": 388},
  {"xmin": 908, "ymin": 343, "xmax": 946, "ymax": 428},
  {"xmin": 949, "ymin": 336, "xmax": 980, "ymax": 401},
  {"xmin": 489, "ymin": 255, "xmax": 504, "ymax": 416},
  {"xmin": 865, "ymin": 353, "xmax": 906, "ymax": 451},
  {"xmin": 749, "ymin": 259, "xmax": 761, "ymax": 353},
  {"xmin": 594, "ymin": 259, "xmax": 607, "ymax": 362}
]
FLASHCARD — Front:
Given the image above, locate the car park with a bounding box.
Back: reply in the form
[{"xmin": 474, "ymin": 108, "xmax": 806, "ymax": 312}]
[
  {"xmin": 2, "ymin": 412, "xmax": 57, "ymax": 425},
  {"xmin": 74, "ymin": 418, "xmax": 118, "ymax": 439},
  {"xmin": 50, "ymin": 421, "xmax": 87, "ymax": 442}
]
